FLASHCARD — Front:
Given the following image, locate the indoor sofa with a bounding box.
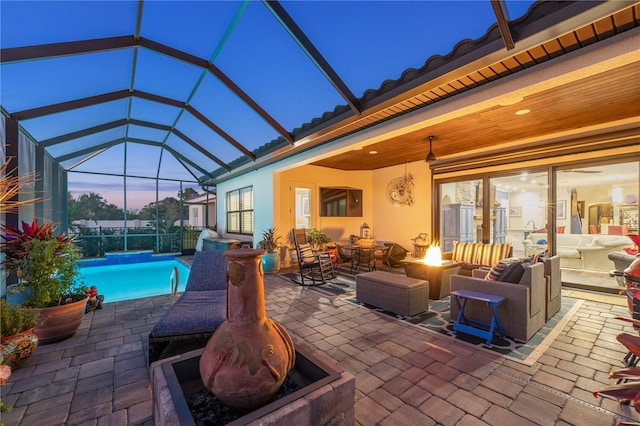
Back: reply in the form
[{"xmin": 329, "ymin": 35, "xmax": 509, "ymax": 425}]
[
  {"xmin": 450, "ymin": 261, "xmax": 545, "ymax": 342},
  {"xmin": 523, "ymin": 233, "xmax": 633, "ymax": 272}
]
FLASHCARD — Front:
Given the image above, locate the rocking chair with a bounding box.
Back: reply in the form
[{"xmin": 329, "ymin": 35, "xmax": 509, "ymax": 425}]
[{"xmin": 292, "ymin": 229, "xmax": 334, "ymax": 286}]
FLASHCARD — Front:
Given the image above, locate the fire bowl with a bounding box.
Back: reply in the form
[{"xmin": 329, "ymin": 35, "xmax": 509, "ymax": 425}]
[{"xmin": 151, "ymin": 341, "xmax": 355, "ymax": 426}]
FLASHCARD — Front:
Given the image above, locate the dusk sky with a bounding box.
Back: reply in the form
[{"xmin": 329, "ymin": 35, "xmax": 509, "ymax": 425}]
[{"xmin": 2, "ymin": 1, "xmax": 534, "ymax": 210}]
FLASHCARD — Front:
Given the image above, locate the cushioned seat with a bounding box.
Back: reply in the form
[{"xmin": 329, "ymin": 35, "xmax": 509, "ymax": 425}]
[
  {"xmin": 450, "ymin": 261, "xmax": 545, "ymax": 341},
  {"xmin": 444, "ymin": 241, "xmax": 512, "ymax": 276},
  {"xmin": 148, "ymin": 251, "xmax": 228, "ymax": 364}
]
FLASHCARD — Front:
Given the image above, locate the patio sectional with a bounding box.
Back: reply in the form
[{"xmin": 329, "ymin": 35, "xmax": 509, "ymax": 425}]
[{"xmin": 450, "ymin": 261, "xmax": 546, "ymax": 342}]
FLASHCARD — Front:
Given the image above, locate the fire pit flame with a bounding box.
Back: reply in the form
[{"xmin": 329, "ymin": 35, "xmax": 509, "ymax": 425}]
[{"xmin": 421, "ymin": 243, "xmax": 442, "ymax": 266}]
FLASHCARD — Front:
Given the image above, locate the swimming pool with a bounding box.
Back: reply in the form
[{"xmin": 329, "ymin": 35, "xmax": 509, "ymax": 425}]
[{"xmin": 77, "ymin": 260, "xmax": 191, "ymax": 303}]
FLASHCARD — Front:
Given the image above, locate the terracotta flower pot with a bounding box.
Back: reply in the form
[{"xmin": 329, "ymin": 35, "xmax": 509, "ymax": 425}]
[
  {"xmin": 34, "ymin": 295, "xmax": 89, "ymax": 344},
  {"xmin": 1, "ymin": 328, "xmax": 38, "ymax": 370}
]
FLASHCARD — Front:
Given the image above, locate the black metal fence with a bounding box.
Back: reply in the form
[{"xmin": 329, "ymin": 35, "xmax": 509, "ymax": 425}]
[{"xmin": 72, "ymin": 226, "xmax": 205, "ymax": 258}]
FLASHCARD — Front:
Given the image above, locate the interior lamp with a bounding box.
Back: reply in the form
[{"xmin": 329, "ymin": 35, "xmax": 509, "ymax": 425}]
[{"xmin": 425, "ymin": 136, "xmax": 437, "ymax": 163}]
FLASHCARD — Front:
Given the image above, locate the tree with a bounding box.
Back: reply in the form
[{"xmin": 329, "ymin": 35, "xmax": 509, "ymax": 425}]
[
  {"xmin": 68, "ymin": 192, "xmax": 125, "ymax": 223},
  {"xmin": 178, "ymin": 187, "xmax": 200, "ymax": 201},
  {"xmin": 138, "ymin": 197, "xmax": 186, "ymax": 232}
]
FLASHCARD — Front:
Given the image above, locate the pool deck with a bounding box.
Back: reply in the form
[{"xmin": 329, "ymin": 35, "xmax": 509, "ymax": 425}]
[{"xmin": 2, "ymin": 273, "xmax": 640, "ymax": 425}]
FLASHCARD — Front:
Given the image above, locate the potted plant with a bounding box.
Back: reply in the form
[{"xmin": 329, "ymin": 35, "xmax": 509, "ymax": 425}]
[
  {"xmin": 1, "ymin": 218, "xmax": 87, "ymax": 344},
  {"xmin": 258, "ymin": 227, "xmax": 282, "ymax": 273},
  {"xmin": 306, "ymin": 228, "xmax": 332, "ymax": 251},
  {"xmin": 0, "ymin": 299, "xmax": 39, "ymax": 370}
]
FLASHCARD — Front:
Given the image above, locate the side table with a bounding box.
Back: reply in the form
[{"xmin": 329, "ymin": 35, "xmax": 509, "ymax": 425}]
[{"xmin": 450, "ymin": 289, "xmax": 505, "ymax": 346}]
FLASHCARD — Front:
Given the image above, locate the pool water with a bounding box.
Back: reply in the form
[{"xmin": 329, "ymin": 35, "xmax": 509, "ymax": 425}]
[{"xmin": 77, "ymin": 260, "xmax": 191, "ymax": 303}]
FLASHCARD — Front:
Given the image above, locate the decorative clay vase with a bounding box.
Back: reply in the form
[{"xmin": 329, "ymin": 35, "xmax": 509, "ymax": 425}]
[
  {"xmin": 199, "ymin": 247, "xmax": 295, "ymax": 409},
  {"xmin": 1, "ymin": 328, "xmax": 38, "ymax": 370}
]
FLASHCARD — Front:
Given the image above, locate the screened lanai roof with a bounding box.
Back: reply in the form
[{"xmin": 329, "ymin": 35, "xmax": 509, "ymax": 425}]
[{"xmin": 1, "ymin": 1, "xmax": 638, "ymax": 188}]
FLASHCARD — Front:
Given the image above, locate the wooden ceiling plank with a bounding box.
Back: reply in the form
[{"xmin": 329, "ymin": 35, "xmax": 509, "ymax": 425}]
[
  {"xmin": 575, "ymin": 25, "xmax": 598, "ymax": 43},
  {"xmin": 593, "ymin": 16, "xmax": 616, "ymax": 37}
]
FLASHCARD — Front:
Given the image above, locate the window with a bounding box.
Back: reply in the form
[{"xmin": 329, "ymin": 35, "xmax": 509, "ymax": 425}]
[{"xmin": 227, "ymin": 186, "xmax": 253, "ymax": 234}]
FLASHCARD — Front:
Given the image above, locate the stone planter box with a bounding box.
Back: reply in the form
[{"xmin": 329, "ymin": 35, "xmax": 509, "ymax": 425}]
[{"xmin": 151, "ymin": 341, "xmax": 355, "ymax": 426}]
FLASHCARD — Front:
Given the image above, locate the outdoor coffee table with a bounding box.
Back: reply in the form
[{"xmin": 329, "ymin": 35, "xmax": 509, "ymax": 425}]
[{"xmin": 450, "ymin": 289, "xmax": 505, "ymax": 346}]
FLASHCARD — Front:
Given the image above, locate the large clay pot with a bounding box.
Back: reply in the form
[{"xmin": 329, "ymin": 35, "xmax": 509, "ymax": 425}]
[
  {"xmin": 1, "ymin": 328, "xmax": 38, "ymax": 370},
  {"xmin": 200, "ymin": 247, "xmax": 295, "ymax": 409},
  {"xmin": 35, "ymin": 295, "xmax": 89, "ymax": 344}
]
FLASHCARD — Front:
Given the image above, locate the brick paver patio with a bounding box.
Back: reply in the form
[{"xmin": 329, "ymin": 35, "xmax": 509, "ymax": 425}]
[{"xmin": 2, "ymin": 273, "xmax": 639, "ymax": 425}]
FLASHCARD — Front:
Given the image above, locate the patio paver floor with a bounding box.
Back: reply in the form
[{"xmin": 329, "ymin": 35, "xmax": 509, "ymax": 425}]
[{"xmin": 2, "ymin": 273, "xmax": 639, "ymax": 425}]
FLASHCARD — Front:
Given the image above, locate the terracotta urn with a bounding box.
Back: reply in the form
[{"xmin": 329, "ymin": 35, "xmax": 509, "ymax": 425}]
[{"xmin": 200, "ymin": 246, "xmax": 295, "ymax": 409}]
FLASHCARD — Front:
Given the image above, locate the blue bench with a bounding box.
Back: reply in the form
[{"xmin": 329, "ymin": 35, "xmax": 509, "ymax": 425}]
[{"xmin": 451, "ymin": 289, "xmax": 505, "ymax": 346}]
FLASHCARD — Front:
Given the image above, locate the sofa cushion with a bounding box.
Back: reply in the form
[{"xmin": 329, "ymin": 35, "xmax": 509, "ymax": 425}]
[
  {"xmin": 150, "ymin": 290, "xmax": 226, "ymax": 337},
  {"xmin": 478, "ymin": 243, "xmax": 512, "ymax": 267},
  {"xmin": 557, "ymin": 248, "xmax": 581, "ymax": 259},
  {"xmin": 452, "ymin": 241, "xmax": 482, "ymax": 264},
  {"xmin": 185, "ymin": 251, "xmax": 229, "ymax": 291}
]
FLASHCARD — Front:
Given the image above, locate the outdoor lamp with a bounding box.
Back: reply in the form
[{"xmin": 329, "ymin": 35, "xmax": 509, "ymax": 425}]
[{"xmin": 425, "ymin": 136, "xmax": 437, "ymax": 163}]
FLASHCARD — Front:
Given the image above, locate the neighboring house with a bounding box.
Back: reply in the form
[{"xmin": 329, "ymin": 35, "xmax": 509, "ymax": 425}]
[
  {"xmin": 185, "ymin": 193, "xmax": 216, "ymax": 229},
  {"xmin": 71, "ymin": 219, "xmax": 154, "ymax": 229}
]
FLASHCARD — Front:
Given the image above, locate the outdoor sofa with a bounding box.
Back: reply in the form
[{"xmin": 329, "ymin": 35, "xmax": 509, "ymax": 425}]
[{"xmin": 450, "ymin": 260, "xmax": 545, "ymax": 342}]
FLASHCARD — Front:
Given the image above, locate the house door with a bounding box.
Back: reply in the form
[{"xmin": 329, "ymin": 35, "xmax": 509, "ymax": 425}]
[{"xmin": 290, "ymin": 182, "xmax": 315, "ymax": 231}]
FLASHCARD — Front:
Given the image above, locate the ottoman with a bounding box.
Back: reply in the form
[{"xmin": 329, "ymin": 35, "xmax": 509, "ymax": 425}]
[{"xmin": 356, "ymin": 271, "xmax": 429, "ymax": 316}]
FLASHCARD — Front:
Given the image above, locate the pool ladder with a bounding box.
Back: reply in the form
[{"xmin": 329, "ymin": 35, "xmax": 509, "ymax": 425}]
[{"xmin": 170, "ymin": 266, "xmax": 180, "ymax": 294}]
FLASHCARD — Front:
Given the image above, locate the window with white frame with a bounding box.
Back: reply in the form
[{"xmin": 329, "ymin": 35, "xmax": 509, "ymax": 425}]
[{"xmin": 227, "ymin": 186, "xmax": 253, "ymax": 234}]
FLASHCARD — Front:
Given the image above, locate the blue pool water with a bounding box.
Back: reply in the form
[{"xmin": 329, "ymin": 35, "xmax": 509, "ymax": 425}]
[{"xmin": 77, "ymin": 260, "xmax": 191, "ymax": 303}]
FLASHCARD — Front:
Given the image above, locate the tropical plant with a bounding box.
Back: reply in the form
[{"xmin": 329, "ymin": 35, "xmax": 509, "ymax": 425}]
[
  {"xmin": 0, "ymin": 299, "xmax": 39, "ymax": 337},
  {"xmin": 1, "ymin": 218, "xmax": 83, "ymax": 308},
  {"xmin": 306, "ymin": 228, "xmax": 332, "ymax": 250},
  {"xmin": 258, "ymin": 227, "xmax": 282, "ymax": 252}
]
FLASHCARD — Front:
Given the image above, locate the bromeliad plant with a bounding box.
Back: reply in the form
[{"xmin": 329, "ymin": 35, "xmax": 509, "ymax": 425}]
[{"xmin": 1, "ymin": 218, "xmax": 82, "ymax": 308}]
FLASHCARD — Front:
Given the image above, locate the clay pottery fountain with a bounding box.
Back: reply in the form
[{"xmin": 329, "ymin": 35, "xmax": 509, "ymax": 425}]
[{"xmin": 199, "ymin": 246, "xmax": 295, "ymax": 409}]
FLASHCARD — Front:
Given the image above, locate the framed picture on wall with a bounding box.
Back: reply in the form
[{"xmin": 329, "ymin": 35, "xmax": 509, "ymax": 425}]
[
  {"xmin": 557, "ymin": 200, "xmax": 566, "ymax": 220},
  {"xmin": 509, "ymin": 207, "xmax": 521, "ymax": 217}
]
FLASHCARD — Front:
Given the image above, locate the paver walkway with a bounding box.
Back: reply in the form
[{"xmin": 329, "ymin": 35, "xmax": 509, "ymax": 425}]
[{"xmin": 2, "ymin": 274, "xmax": 639, "ymax": 425}]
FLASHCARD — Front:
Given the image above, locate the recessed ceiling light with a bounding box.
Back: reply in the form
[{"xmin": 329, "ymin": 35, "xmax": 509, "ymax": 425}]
[
  {"xmin": 515, "ymin": 109, "xmax": 530, "ymax": 116},
  {"xmin": 369, "ymin": 150, "xmax": 378, "ymax": 154}
]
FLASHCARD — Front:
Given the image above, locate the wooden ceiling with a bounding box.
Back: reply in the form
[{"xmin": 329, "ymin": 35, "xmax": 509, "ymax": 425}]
[
  {"xmin": 307, "ymin": 3, "xmax": 640, "ymax": 172},
  {"xmin": 312, "ymin": 61, "xmax": 640, "ymax": 171}
]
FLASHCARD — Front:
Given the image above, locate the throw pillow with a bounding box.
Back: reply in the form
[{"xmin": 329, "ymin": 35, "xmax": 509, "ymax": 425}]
[
  {"xmin": 532, "ymin": 250, "xmax": 549, "ymax": 264},
  {"xmin": 499, "ymin": 259, "xmax": 530, "ymax": 283},
  {"xmin": 485, "ymin": 259, "xmax": 513, "ymax": 281}
]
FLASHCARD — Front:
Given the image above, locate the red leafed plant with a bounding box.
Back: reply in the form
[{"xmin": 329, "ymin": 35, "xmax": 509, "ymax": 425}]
[{"xmin": 1, "ymin": 218, "xmax": 81, "ymax": 307}]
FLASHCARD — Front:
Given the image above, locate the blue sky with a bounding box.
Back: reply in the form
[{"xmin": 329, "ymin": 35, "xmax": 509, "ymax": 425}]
[{"xmin": 1, "ymin": 1, "xmax": 534, "ymax": 209}]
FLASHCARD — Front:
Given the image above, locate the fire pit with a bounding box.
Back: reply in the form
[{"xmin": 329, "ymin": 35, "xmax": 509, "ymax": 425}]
[{"xmin": 151, "ymin": 341, "xmax": 355, "ymax": 425}]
